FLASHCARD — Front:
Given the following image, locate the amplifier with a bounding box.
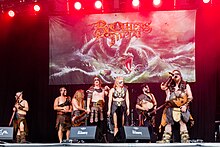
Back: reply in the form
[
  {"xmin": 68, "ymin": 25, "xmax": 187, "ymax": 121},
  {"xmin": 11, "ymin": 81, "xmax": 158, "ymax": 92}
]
[
  {"xmin": 70, "ymin": 126, "xmax": 97, "ymax": 140},
  {"xmin": 124, "ymin": 126, "xmax": 150, "ymax": 140},
  {"xmin": 0, "ymin": 127, "xmax": 13, "ymax": 140}
]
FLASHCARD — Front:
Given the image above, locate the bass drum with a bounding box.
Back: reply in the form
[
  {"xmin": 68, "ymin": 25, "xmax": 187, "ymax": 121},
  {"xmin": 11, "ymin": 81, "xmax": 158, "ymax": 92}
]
[{"xmin": 166, "ymin": 90, "xmax": 188, "ymax": 107}]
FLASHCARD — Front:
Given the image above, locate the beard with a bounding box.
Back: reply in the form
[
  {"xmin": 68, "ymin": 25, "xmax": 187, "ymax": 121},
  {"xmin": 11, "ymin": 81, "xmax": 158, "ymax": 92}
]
[{"xmin": 145, "ymin": 90, "xmax": 149, "ymax": 93}]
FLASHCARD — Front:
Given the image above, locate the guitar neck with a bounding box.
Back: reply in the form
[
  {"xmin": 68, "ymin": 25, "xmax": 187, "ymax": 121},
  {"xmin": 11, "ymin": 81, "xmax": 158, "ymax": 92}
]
[
  {"xmin": 8, "ymin": 111, "xmax": 15, "ymax": 126},
  {"xmin": 149, "ymin": 103, "xmax": 166, "ymax": 115}
]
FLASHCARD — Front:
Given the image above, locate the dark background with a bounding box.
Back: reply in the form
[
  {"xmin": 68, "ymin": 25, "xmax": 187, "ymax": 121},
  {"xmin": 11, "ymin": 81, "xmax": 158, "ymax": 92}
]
[{"xmin": 0, "ymin": 0, "xmax": 220, "ymax": 143}]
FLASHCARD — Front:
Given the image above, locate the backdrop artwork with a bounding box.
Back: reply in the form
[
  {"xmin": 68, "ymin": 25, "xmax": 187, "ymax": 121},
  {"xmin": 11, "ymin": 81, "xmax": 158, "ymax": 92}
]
[{"xmin": 49, "ymin": 10, "xmax": 196, "ymax": 85}]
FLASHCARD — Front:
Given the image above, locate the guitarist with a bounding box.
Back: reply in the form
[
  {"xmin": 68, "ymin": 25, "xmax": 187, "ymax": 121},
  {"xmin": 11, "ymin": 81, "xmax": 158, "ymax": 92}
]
[
  {"xmin": 71, "ymin": 89, "xmax": 88, "ymax": 126},
  {"xmin": 136, "ymin": 84, "xmax": 157, "ymax": 142},
  {"xmin": 13, "ymin": 91, "xmax": 29, "ymax": 143},
  {"xmin": 159, "ymin": 70, "xmax": 194, "ymax": 143}
]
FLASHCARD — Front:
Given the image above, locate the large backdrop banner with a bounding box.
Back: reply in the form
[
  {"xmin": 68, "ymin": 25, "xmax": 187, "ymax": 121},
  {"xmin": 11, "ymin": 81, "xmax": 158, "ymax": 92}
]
[{"xmin": 49, "ymin": 10, "xmax": 196, "ymax": 85}]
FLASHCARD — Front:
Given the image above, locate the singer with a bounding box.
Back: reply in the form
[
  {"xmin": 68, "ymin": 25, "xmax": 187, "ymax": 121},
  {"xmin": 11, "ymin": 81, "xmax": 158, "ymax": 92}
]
[
  {"xmin": 158, "ymin": 70, "xmax": 194, "ymax": 143},
  {"xmin": 12, "ymin": 91, "xmax": 29, "ymax": 143},
  {"xmin": 169, "ymin": 72, "xmax": 178, "ymax": 79}
]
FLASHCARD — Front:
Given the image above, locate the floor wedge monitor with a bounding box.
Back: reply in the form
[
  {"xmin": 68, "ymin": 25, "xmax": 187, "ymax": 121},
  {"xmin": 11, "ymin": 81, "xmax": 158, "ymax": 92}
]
[
  {"xmin": 0, "ymin": 127, "xmax": 13, "ymax": 141},
  {"xmin": 124, "ymin": 126, "xmax": 150, "ymax": 142},
  {"xmin": 70, "ymin": 126, "xmax": 97, "ymax": 140}
]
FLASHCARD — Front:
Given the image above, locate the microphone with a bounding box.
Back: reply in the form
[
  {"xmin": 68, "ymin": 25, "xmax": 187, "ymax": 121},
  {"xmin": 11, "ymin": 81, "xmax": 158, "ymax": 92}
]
[
  {"xmin": 169, "ymin": 72, "xmax": 178, "ymax": 78},
  {"xmin": 168, "ymin": 72, "xmax": 174, "ymax": 76}
]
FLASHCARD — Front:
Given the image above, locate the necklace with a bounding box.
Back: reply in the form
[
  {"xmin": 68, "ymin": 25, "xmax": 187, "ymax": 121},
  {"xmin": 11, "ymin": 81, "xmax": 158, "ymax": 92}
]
[{"xmin": 115, "ymin": 87, "xmax": 125, "ymax": 98}]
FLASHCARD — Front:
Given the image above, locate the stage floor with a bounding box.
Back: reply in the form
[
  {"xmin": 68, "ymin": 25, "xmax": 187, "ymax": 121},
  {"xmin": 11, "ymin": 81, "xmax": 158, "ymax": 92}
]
[{"xmin": 1, "ymin": 143, "xmax": 220, "ymax": 147}]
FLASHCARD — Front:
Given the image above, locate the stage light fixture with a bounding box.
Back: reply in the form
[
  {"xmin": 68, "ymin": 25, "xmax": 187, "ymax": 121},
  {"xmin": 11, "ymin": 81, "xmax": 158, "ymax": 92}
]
[
  {"xmin": 34, "ymin": 4, "xmax": 40, "ymax": 12},
  {"xmin": 74, "ymin": 1, "xmax": 82, "ymax": 10},
  {"xmin": 153, "ymin": 0, "xmax": 161, "ymax": 7},
  {"xmin": 132, "ymin": 0, "xmax": 140, "ymax": 7},
  {"xmin": 203, "ymin": 0, "xmax": 211, "ymax": 3},
  {"xmin": 95, "ymin": 0, "xmax": 102, "ymax": 9},
  {"xmin": 8, "ymin": 10, "xmax": 15, "ymax": 17}
]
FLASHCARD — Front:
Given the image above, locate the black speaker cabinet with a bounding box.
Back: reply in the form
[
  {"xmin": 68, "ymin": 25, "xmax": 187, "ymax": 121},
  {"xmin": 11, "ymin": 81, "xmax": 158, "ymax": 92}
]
[
  {"xmin": 0, "ymin": 127, "xmax": 13, "ymax": 141},
  {"xmin": 124, "ymin": 126, "xmax": 150, "ymax": 142},
  {"xmin": 70, "ymin": 126, "xmax": 97, "ymax": 141}
]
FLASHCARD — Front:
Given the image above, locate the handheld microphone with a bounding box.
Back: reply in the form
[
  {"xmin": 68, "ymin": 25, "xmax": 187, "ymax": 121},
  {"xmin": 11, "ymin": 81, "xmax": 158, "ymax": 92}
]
[
  {"xmin": 169, "ymin": 72, "xmax": 178, "ymax": 78},
  {"xmin": 168, "ymin": 72, "xmax": 174, "ymax": 76}
]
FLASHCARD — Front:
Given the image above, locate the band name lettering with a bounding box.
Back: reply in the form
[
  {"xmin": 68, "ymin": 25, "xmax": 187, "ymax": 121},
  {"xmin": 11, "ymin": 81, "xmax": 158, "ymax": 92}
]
[{"xmin": 91, "ymin": 20, "xmax": 152, "ymax": 47}]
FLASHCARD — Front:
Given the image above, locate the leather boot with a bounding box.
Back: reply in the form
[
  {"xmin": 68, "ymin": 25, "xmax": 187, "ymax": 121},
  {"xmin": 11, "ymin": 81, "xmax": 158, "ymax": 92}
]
[
  {"xmin": 157, "ymin": 132, "xmax": 172, "ymax": 143},
  {"xmin": 180, "ymin": 131, "xmax": 189, "ymax": 143},
  {"xmin": 16, "ymin": 135, "xmax": 21, "ymax": 143},
  {"xmin": 20, "ymin": 131, "xmax": 26, "ymax": 143}
]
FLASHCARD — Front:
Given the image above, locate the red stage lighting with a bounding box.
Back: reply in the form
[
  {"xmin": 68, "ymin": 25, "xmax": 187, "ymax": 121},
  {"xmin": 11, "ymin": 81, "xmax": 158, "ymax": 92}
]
[
  {"xmin": 95, "ymin": 0, "xmax": 102, "ymax": 9},
  {"xmin": 153, "ymin": 0, "xmax": 161, "ymax": 7},
  {"xmin": 74, "ymin": 1, "xmax": 82, "ymax": 10},
  {"xmin": 34, "ymin": 4, "xmax": 41, "ymax": 12},
  {"xmin": 8, "ymin": 10, "xmax": 15, "ymax": 17},
  {"xmin": 132, "ymin": 0, "xmax": 140, "ymax": 7},
  {"xmin": 203, "ymin": 0, "xmax": 211, "ymax": 3}
]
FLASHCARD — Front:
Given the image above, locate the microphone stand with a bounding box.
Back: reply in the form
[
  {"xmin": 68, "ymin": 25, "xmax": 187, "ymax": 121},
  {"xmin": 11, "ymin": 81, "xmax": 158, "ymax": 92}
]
[{"xmin": 8, "ymin": 92, "xmax": 23, "ymax": 126}]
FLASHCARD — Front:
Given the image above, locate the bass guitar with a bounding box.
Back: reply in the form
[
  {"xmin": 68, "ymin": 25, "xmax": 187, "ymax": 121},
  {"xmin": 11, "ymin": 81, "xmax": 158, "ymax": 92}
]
[
  {"xmin": 142, "ymin": 103, "xmax": 167, "ymax": 120},
  {"xmin": 72, "ymin": 111, "xmax": 89, "ymax": 127}
]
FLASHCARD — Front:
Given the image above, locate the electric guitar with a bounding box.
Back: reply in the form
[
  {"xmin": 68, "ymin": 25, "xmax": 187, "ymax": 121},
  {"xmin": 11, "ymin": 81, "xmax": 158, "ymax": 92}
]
[
  {"xmin": 72, "ymin": 111, "xmax": 89, "ymax": 127},
  {"xmin": 142, "ymin": 103, "xmax": 167, "ymax": 120}
]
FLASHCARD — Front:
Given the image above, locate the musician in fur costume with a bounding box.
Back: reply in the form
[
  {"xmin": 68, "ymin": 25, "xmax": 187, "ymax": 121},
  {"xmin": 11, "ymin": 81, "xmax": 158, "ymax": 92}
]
[
  {"xmin": 159, "ymin": 70, "xmax": 194, "ymax": 143},
  {"xmin": 86, "ymin": 76, "xmax": 109, "ymax": 142},
  {"xmin": 71, "ymin": 89, "xmax": 88, "ymax": 126},
  {"xmin": 54, "ymin": 87, "xmax": 73, "ymax": 143},
  {"xmin": 136, "ymin": 84, "xmax": 157, "ymax": 142},
  {"xmin": 107, "ymin": 76, "xmax": 130, "ymax": 140},
  {"xmin": 13, "ymin": 91, "xmax": 29, "ymax": 143},
  {"xmin": 86, "ymin": 76, "xmax": 109, "ymax": 124}
]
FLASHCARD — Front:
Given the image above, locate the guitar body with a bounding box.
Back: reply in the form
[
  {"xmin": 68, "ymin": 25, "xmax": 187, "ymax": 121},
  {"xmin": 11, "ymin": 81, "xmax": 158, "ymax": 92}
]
[
  {"xmin": 140, "ymin": 100, "xmax": 156, "ymax": 121},
  {"xmin": 96, "ymin": 100, "xmax": 104, "ymax": 107},
  {"xmin": 167, "ymin": 91, "xmax": 188, "ymax": 107},
  {"xmin": 72, "ymin": 112, "xmax": 88, "ymax": 127},
  {"xmin": 141, "ymin": 110, "xmax": 152, "ymax": 120}
]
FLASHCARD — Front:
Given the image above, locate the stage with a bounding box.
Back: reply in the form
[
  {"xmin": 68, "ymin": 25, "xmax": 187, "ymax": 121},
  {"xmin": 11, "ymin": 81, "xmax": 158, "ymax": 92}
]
[{"xmin": 1, "ymin": 143, "xmax": 220, "ymax": 147}]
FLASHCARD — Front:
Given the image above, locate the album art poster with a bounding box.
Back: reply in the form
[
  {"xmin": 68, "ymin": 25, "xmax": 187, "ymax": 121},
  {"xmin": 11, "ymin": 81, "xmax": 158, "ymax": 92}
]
[{"xmin": 49, "ymin": 10, "xmax": 196, "ymax": 84}]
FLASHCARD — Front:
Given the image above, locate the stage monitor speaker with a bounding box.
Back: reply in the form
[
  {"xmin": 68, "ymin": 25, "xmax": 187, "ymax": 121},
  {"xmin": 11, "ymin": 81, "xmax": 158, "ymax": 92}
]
[
  {"xmin": 70, "ymin": 126, "xmax": 97, "ymax": 140},
  {"xmin": 124, "ymin": 126, "xmax": 150, "ymax": 142},
  {"xmin": 0, "ymin": 127, "xmax": 13, "ymax": 140}
]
